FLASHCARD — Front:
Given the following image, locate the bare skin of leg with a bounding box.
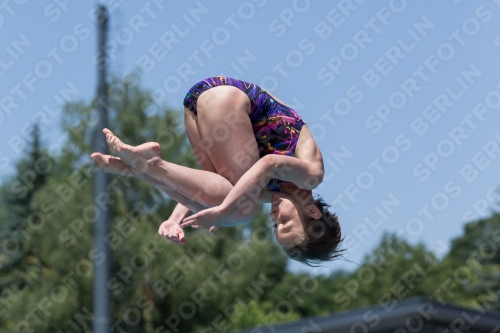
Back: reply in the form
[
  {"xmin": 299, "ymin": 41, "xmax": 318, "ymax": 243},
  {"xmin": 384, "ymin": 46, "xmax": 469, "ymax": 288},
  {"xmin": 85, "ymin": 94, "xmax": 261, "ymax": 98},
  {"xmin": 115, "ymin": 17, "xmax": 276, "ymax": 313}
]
[
  {"xmin": 91, "ymin": 153, "xmax": 210, "ymax": 245},
  {"xmin": 183, "ymin": 107, "xmax": 218, "ymax": 174},
  {"xmin": 90, "ymin": 151, "xmax": 250, "ymax": 237},
  {"xmin": 91, "ymin": 152, "xmax": 262, "ymax": 224},
  {"xmin": 103, "ymin": 128, "xmax": 234, "ymax": 208},
  {"xmin": 103, "ymin": 86, "xmax": 261, "ymax": 215},
  {"xmin": 185, "ymin": 86, "xmax": 262, "ymax": 222},
  {"xmin": 151, "ymin": 97, "xmax": 261, "ymax": 240},
  {"xmin": 195, "ymin": 86, "xmax": 260, "ymax": 185},
  {"xmin": 100, "ymin": 87, "xmax": 262, "ymax": 234},
  {"xmin": 90, "ymin": 152, "xmax": 206, "ymax": 213}
]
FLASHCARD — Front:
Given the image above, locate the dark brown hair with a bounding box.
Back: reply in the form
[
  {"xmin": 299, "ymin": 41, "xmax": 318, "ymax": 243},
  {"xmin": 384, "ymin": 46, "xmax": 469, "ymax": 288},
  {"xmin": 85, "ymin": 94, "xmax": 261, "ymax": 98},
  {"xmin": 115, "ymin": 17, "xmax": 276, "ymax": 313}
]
[{"xmin": 283, "ymin": 196, "xmax": 344, "ymax": 267}]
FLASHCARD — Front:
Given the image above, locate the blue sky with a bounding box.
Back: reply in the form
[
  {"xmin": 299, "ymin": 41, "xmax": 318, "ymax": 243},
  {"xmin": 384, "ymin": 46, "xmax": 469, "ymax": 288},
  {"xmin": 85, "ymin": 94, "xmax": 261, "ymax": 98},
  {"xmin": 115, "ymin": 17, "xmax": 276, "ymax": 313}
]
[{"xmin": 1, "ymin": 0, "xmax": 500, "ymax": 274}]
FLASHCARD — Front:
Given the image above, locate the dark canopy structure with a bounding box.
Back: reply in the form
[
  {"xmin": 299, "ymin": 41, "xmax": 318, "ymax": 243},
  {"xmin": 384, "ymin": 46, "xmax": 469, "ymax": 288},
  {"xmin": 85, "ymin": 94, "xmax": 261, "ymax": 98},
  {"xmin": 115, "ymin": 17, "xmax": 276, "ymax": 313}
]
[{"xmin": 235, "ymin": 297, "xmax": 500, "ymax": 333}]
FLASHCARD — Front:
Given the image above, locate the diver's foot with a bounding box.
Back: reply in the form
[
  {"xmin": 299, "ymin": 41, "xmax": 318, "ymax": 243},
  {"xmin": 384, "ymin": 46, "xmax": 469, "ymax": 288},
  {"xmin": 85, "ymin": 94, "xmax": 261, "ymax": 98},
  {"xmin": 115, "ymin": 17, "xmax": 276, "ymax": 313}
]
[
  {"xmin": 90, "ymin": 153, "xmax": 136, "ymax": 176},
  {"xmin": 103, "ymin": 128, "xmax": 162, "ymax": 168}
]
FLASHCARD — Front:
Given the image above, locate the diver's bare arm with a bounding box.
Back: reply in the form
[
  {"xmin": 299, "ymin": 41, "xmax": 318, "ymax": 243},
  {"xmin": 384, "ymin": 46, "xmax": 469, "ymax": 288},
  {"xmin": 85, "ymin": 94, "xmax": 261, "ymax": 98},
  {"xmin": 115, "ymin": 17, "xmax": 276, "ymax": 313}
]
[
  {"xmin": 168, "ymin": 203, "xmax": 192, "ymax": 224},
  {"xmin": 181, "ymin": 155, "xmax": 323, "ymax": 228},
  {"xmin": 219, "ymin": 154, "xmax": 323, "ymax": 216}
]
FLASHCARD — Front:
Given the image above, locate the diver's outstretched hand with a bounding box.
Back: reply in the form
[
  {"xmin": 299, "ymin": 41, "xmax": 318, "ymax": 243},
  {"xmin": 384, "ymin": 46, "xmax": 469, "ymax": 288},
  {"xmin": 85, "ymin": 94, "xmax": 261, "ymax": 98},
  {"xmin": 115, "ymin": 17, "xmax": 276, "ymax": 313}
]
[
  {"xmin": 158, "ymin": 220, "xmax": 186, "ymax": 245},
  {"xmin": 180, "ymin": 206, "xmax": 226, "ymax": 231}
]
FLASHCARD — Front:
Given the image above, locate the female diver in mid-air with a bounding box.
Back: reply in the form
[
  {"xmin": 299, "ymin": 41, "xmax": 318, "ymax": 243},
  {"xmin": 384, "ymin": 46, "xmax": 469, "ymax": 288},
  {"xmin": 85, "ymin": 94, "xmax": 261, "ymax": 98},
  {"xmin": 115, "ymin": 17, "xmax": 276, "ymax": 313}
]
[{"xmin": 91, "ymin": 76, "xmax": 342, "ymax": 266}]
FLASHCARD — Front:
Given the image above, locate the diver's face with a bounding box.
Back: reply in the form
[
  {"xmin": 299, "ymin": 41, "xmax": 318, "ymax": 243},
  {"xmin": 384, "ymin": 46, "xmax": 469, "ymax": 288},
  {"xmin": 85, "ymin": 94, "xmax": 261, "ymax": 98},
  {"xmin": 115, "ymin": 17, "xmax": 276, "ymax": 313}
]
[{"xmin": 270, "ymin": 192, "xmax": 307, "ymax": 248}]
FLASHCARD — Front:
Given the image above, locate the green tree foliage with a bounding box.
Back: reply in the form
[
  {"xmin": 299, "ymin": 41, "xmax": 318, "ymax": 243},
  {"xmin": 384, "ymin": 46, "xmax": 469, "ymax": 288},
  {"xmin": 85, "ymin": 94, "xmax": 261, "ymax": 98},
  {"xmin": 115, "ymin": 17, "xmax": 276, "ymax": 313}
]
[
  {"xmin": 0, "ymin": 75, "xmax": 293, "ymax": 333},
  {"xmin": 1, "ymin": 75, "xmax": 500, "ymax": 333},
  {"xmin": 442, "ymin": 214, "xmax": 500, "ymax": 311},
  {"xmin": 0, "ymin": 124, "xmax": 50, "ymax": 329},
  {"xmin": 259, "ymin": 234, "xmax": 443, "ymax": 318},
  {"xmin": 329, "ymin": 234, "xmax": 442, "ymax": 310},
  {"xmin": 262, "ymin": 225, "xmax": 500, "ymax": 324}
]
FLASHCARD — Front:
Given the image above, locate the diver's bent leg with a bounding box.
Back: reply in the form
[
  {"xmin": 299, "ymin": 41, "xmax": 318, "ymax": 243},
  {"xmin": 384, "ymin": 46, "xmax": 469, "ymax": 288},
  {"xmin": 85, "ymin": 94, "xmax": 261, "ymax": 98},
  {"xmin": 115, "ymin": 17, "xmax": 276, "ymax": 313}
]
[
  {"xmin": 196, "ymin": 86, "xmax": 261, "ymax": 186},
  {"xmin": 100, "ymin": 130, "xmax": 236, "ymax": 207},
  {"xmin": 91, "ymin": 153, "xmax": 216, "ymax": 212}
]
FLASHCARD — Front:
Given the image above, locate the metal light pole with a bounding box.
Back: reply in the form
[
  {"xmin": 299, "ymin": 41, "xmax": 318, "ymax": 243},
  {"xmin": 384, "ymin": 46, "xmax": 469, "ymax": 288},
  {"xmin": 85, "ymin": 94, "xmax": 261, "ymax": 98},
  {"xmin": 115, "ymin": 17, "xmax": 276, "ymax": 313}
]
[{"xmin": 92, "ymin": 5, "xmax": 110, "ymax": 333}]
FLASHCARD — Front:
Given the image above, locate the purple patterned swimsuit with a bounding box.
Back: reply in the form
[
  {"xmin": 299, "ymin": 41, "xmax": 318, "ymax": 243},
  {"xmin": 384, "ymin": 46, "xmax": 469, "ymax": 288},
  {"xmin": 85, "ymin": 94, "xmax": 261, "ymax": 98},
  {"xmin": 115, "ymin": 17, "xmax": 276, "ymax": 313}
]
[{"xmin": 183, "ymin": 76, "xmax": 305, "ymax": 191}]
